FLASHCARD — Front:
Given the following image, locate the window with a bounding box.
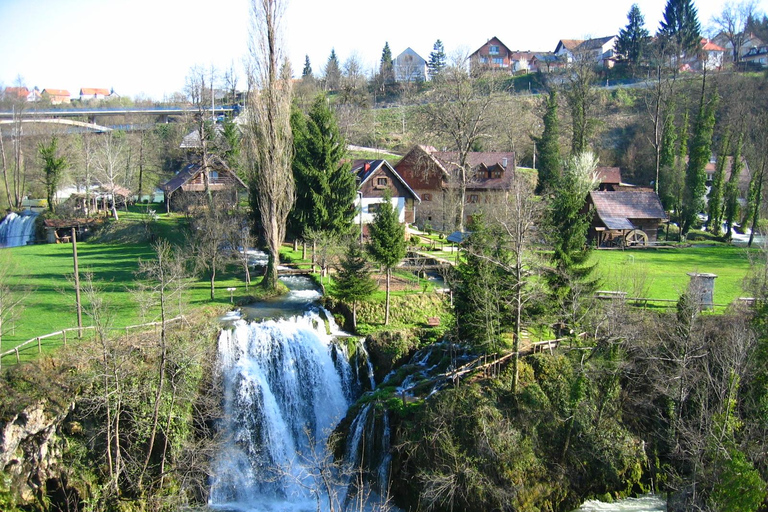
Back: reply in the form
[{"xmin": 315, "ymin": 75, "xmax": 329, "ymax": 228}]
[
  {"xmin": 209, "ymin": 170, "xmax": 219, "ymax": 180},
  {"xmin": 368, "ymin": 203, "xmax": 381, "ymax": 214},
  {"xmin": 377, "ymin": 177, "xmax": 388, "ymax": 186},
  {"xmin": 493, "ymin": 57, "xmax": 503, "ymax": 65},
  {"xmin": 489, "ymin": 45, "xmax": 500, "ymax": 55},
  {"xmin": 492, "ymin": 171, "xmax": 501, "ymax": 179},
  {"xmin": 422, "ymin": 193, "xmax": 432, "ymax": 201},
  {"xmin": 468, "ymin": 194, "xmax": 479, "ymax": 203}
]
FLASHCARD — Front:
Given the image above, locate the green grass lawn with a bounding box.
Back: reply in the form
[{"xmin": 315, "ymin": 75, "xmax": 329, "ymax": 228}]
[
  {"xmin": 590, "ymin": 246, "xmax": 757, "ymax": 306},
  {"xmin": 1, "ymin": 232, "xmax": 257, "ymax": 364}
]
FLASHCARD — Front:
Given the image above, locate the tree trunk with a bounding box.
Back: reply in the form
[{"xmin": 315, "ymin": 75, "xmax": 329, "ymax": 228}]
[
  {"xmin": 385, "ymin": 267, "xmax": 391, "ymax": 325},
  {"xmin": 210, "ymin": 266, "xmax": 216, "ymax": 300},
  {"xmin": 352, "ymin": 300, "xmax": 358, "ymax": 331}
]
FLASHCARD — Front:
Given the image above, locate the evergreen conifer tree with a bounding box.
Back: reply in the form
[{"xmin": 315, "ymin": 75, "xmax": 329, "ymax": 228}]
[
  {"xmin": 334, "ymin": 242, "xmax": 378, "ymax": 331},
  {"xmin": 534, "ymin": 90, "xmax": 562, "ymax": 193},
  {"xmin": 428, "ymin": 40, "xmax": 447, "ymax": 79},
  {"xmin": 724, "ymin": 132, "xmax": 744, "ymax": 239},
  {"xmin": 659, "ymin": 108, "xmax": 679, "ymax": 213},
  {"xmin": 302, "ymin": 55, "xmax": 313, "ymax": 78},
  {"xmin": 546, "ymin": 152, "xmax": 600, "ymax": 330},
  {"xmin": 615, "ymin": 4, "xmax": 650, "ymax": 67},
  {"xmin": 324, "ymin": 49, "xmax": 342, "ymax": 91},
  {"xmin": 681, "ymin": 91, "xmax": 718, "ymax": 237},
  {"xmin": 380, "ymin": 42, "xmax": 394, "ymax": 84},
  {"xmin": 39, "ymin": 136, "xmax": 67, "ymax": 214},
  {"xmin": 657, "ymin": 0, "xmax": 702, "ymax": 58},
  {"xmin": 367, "ymin": 191, "xmax": 405, "ymax": 325},
  {"xmin": 707, "ymin": 129, "xmax": 730, "ymax": 236},
  {"xmin": 288, "ymin": 93, "xmax": 357, "ymax": 239}
]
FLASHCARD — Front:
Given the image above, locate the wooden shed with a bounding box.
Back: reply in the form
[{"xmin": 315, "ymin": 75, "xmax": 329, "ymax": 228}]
[{"xmin": 588, "ymin": 190, "xmax": 667, "ymax": 246}]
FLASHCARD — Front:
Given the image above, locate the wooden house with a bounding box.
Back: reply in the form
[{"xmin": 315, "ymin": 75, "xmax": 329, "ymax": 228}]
[
  {"xmin": 470, "ymin": 37, "xmax": 515, "ymax": 72},
  {"xmin": 588, "ymin": 190, "xmax": 667, "ymax": 246},
  {"xmin": 351, "ymin": 159, "xmax": 420, "ymax": 230},
  {"xmin": 161, "ymin": 156, "xmax": 246, "ymax": 212},
  {"xmin": 395, "ymin": 145, "xmax": 523, "ymax": 231}
]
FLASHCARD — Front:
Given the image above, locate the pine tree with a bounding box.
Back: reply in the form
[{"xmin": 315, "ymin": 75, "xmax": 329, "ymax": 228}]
[
  {"xmin": 380, "ymin": 42, "xmax": 394, "ymax": 84},
  {"xmin": 324, "ymin": 49, "xmax": 341, "ymax": 91},
  {"xmin": 454, "ymin": 213, "xmax": 512, "ymax": 355},
  {"xmin": 334, "ymin": 242, "xmax": 378, "ymax": 331},
  {"xmin": 681, "ymin": 91, "xmax": 718, "ymax": 237},
  {"xmin": 367, "ymin": 191, "xmax": 406, "ymax": 325},
  {"xmin": 707, "ymin": 129, "xmax": 730, "ymax": 236},
  {"xmin": 724, "ymin": 132, "xmax": 744, "ymax": 238},
  {"xmin": 288, "ymin": 93, "xmax": 357, "ymax": 239},
  {"xmin": 657, "ymin": 0, "xmax": 702, "ymax": 58},
  {"xmin": 428, "ymin": 39, "xmax": 447, "ymax": 79},
  {"xmin": 546, "ymin": 152, "xmax": 600, "ymax": 331},
  {"xmin": 302, "ymin": 55, "xmax": 312, "ymax": 78},
  {"xmin": 534, "ymin": 89, "xmax": 562, "ymax": 193},
  {"xmin": 615, "ymin": 4, "xmax": 650, "ymax": 67}
]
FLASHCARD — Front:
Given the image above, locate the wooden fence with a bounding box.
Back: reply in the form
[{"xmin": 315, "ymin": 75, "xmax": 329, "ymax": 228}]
[{"xmin": 0, "ymin": 315, "xmax": 187, "ymax": 369}]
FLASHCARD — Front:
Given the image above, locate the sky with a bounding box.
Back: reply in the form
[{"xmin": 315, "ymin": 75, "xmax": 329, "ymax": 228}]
[{"xmin": 0, "ymin": 0, "xmax": 765, "ymax": 101}]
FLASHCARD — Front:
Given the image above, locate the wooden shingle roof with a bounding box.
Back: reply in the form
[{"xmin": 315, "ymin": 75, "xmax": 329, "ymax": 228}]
[{"xmin": 590, "ymin": 191, "xmax": 666, "ymax": 230}]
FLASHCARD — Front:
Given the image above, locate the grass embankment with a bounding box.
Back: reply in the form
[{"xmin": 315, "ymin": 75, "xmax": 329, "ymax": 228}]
[
  {"xmin": 0, "ymin": 208, "xmax": 263, "ymax": 362},
  {"xmin": 591, "ymin": 245, "xmax": 756, "ymax": 305}
]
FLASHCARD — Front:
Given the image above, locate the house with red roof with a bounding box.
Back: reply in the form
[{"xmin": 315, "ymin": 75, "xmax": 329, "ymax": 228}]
[
  {"xmin": 79, "ymin": 88, "xmax": 112, "ymax": 101},
  {"xmin": 41, "ymin": 89, "xmax": 71, "ymax": 104},
  {"xmin": 4, "ymin": 86, "xmax": 41, "ymax": 102}
]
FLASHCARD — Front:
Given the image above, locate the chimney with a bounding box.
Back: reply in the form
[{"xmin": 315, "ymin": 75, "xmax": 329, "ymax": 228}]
[{"xmin": 502, "ymin": 158, "xmax": 508, "ymax": 168}]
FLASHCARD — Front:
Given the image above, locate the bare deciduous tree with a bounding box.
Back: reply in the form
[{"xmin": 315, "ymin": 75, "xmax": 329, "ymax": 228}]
[
  {"xmin": 94, "ymin": 132, "xmax": 128, "ymax": 220},
  {"xmin": 244, "ymin": 0, "xmax": 294, "ymax": 291},
  {"xmin": 712, "ymin": 1, "xmax": 759, "ymax": 64}
]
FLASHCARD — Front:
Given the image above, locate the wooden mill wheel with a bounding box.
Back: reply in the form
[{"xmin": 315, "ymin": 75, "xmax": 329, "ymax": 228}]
[{"xmin": 625, "ymin": 229, "xmax": 648, "ymax": 246}]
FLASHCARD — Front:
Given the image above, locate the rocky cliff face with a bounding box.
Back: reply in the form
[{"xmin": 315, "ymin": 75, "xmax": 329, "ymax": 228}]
[{"xmin": 0, "ymin": 399, "xmax": 73, "ymax": 507}]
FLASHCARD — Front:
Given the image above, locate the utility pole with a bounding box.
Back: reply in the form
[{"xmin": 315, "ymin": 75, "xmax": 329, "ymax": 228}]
[{"xmin": 72, "ymin": 227, "xmax": 83, "ymax": 337}]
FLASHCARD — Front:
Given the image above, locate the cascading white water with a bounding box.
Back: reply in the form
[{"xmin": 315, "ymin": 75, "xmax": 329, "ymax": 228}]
[
  {"xmin": 210, "ymin": 308, "xmax": 356, "ymax": 511},
  {"xmin": 0, "ymin": 211, "xmax": 38, "ymax": 248}
]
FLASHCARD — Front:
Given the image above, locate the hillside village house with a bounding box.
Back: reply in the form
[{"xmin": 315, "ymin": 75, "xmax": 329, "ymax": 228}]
[
  {"xmin": 394, "ymin": 145, "xmax": 528, "ymax": 231},
  {"xmin": 554, "ymin": 36, "xmax": 619, "ymax": 67},
  {"xmin": 351, "ymin": 159, "xmax": 420, "ymax": 235},
  {"xmin": 3, "ymin": 86, "xmax": 41, "ymax": 102},
  {"xmin": 742, "ymin": 45, "xmax": 768, "ymax": 67},
  {"xmin": 161, "ymin": 156, "xmax": 245, "ymax": 212},
  {"xmin": 41, "ymin": 89, "xmax": 71, "ymax": 104},
  {"xmin": 712, "ymin": 31, "xmax": 765, "ymax": 63},
  {"xmin": 79, "ymin": 88, "xmax": 114, "ymax": 102},
  {"xmin": 394, "ymin": 48, "xmax": 427, "ymax": 82},
  {"xmin": 469, "ymin": 37, "xmax": 515, "ymax": 71}
]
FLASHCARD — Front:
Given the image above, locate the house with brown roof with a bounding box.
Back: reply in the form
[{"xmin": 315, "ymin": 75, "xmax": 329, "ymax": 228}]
[
  {"xmin": 588, "ymin": 190, "xmax": 667, "ymax": 246},
  {"xmin": 742, "ymin": 45, "xmax": 768, "ymax": 67},
  {"xmin": 161, "ymin": 156, "xmax": 246, "ymax": 212},
  {"xmin": 469, "ymin": 37, "xmax": 515, "ymax": 72},
  {"xmin": 351, "ymin": 159, "xmax": 420, "ymax": 231},
  {"xmin": 41, "ymin": 89, "xmax": 71, "ymax": 104},
  {"xmin": 395, "ymin": 145, "xmax": 524, "ymax": 231},
  {"xmin": 554, "ymin": 36, "xmax": 618, "ymax": 67}
]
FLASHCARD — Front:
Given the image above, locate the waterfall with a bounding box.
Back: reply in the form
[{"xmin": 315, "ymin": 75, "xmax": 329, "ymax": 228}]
[
  {"xmin": 0, "ymin": 211, "xmax": 38, "ymax": 248},
  {"xmin": 210, "ymin": 309, "xmax": 356, "ymax": 511}
]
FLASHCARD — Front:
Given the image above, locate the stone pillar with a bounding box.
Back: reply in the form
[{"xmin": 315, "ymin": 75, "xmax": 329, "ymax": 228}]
[{"xmin": 687, "ymin": 272, "xmax": 718, "ymax": 310}]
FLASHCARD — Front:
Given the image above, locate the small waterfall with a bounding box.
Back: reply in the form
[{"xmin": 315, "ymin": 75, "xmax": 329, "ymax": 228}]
[
  {"xmin": 343, "ymin": 402, "xmax": 392, "ymax": 497},
  {"xmin": 358, "ymin": 339, "xmax": 377, "ymax": 390},
  {"xmin": 0, "ymin": 211, "xmax": 38, "ymax": 248},
  {"xmin": 210, "ymin": 309, "xmax": 357, "ymax": 511}
]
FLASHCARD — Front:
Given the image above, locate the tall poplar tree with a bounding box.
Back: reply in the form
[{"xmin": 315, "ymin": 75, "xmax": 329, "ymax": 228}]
[
  {"xmin": 534, "ymin": 89, "xmax": 561, "ymax": 193},
  {"xmin": 681, "ymin": 90, "xmax": 718, "ymax": 238},
  {"xmin": 707, "ymin": 129, "xmax": 730, "ymax": 236},
  {"xmin": 724, "ymin": 132, "xmax": 744, "ymax": 239},
  {"xmin": 615, "ymin": 4, "xmax": 650, "ymax": 68},
  {"xmin": 367, "ymin": 192, "xmax": 405, "ymax": 325}
]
